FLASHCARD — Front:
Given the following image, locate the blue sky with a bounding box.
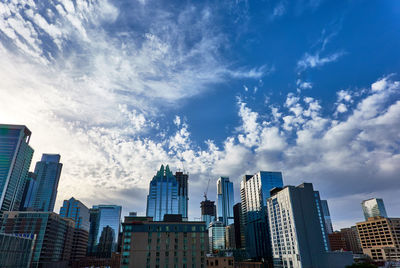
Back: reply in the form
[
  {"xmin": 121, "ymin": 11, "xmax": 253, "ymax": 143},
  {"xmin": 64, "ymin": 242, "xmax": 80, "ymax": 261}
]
[{"xmin": 0, "ymin": 0, "xmax": 399, "ymax": 229}]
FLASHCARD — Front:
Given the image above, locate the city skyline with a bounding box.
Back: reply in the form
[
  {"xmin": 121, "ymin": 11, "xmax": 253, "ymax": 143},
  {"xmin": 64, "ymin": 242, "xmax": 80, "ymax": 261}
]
[{"xmin": 0, "ymin": 0, "xmax": 399, "ymax": 230}]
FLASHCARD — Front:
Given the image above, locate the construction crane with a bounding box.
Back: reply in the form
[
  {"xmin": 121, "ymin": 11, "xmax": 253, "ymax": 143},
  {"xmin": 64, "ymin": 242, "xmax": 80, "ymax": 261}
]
[{"xmin": 203, "ymin": 177, "xmax": 211, "ymax": 201}]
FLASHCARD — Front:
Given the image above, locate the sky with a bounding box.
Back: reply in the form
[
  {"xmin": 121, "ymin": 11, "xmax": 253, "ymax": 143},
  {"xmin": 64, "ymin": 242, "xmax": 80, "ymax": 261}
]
[{"xmin": 0, "ymin": 0, "xmax": 399, "ymax": 230}]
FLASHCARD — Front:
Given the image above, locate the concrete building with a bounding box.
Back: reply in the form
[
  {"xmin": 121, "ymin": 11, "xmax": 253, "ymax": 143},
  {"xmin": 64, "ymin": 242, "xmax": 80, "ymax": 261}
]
[
  {"xmin": 356, "ymin": 216, "xmax": 400, "ymax": 262},
  {"xmin": 267, "ymin": 183, "xmax": 353, "ymax": 268},
  {"xmin": 328, "ymin": 232, "xmax": 347, "ymax": 251},
  {"xmin": 0, "ymin": 124, "xmax": 34, "ymax": 216},
  {"xmin": 206, "ymin": 255, "xmax": 234, "ymax": 267},
  {"xmin": 209, "ymin": 221, "xmax": 226, "ymax": 252},
  {"xmin": 201, "ymin": 199, "xmax": 216, "ymax": 229},
  {"xmin": 341, "ymin": 226, "xmax": 363, "ymax": 254},
  {"xmin": 216, "ymin": 177, "xmax": 234, "ymax": 226},
  {"xmin": 120, "ymin": 215, "xmax": 208, "ymax": 268},
  {"xmin": 0, "ymin": 232, "xmax": 34, "ymax": 268},
  {"xmin": 0, "ymin": 211, "xmax": 74, "ymax": 267},
  {"xmin": 362, "ymin": 198, "xmax": 388, "ymax": 220}
]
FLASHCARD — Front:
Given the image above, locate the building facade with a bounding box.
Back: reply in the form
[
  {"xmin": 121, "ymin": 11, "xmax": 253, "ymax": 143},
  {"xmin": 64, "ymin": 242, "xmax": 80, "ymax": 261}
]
[
  {"xmin": 19, "ymin": 172, "xmax": 37, "ymax": 210},
  {"xmin": 321, "ymin": 200, "xmax": 334, "ymax": 234},
  {"xmin": 209, "ymin": 221, "xmax": 226, "ymax": 252},
  {"xmin": 267, "ymin": 183, "xmax": 353, "ymax": 268},
  {"xmin": 216, "ymin": 177, "xmax": 234, "ymax": 226},
  {"xmin": 0, "ymin": 232, "xmax": 34, "ymax": 268},
  {"xmin": 341, "ymin": 226, "xmax": 363, "ymax": 254},
  {"xmin": 225, "ymin": 224, "xmax": 236, "ymax": 249},
  {"xmin": 201, "ymin": 199, "xmax": 216, "ymax": 229},
  {"xmin": 328, "ymin": 232, "xmax": 347, "ymax": 251},
  {"xmin": 120, "ymin": 215, "xmax": 208, "ymax": 268},
  {"xmin": 233, "ymin": 203, "xmax": 242, "ymax": 249},
  {"xmin": 356, "ymin": 216, "xmax": 400, "ymax": 262},
  {"xmin": 146, "ymin": 165, "xmax": 179, "ymax": 221},
  {"xmin": 30, "ymin": 154, "xmax": 63, "ymax": 212},
  {"xmin": 0, "ymin": 211, "xmax": 74, "ymax": 267},
  {"xmin": 362, "ymin": 198, "xmax": 388, "ymax": 220},
  {"xmin": 175, "ymin": 171, "xmax": 189, "ymax": 220},
  {"xmin": 241, "ymin": 171, "xmax": 283, "ymax": 261},
  {"xmin": 87, "ymin": 205, "xmax": 122, "ymax": 258},
  {"xmin": 0, "ymin": 124, "xmax": 34, "ymax": 215},
  {"xmin": 60, "ymin": 197, "xmax": 90, "ymax": 261}
]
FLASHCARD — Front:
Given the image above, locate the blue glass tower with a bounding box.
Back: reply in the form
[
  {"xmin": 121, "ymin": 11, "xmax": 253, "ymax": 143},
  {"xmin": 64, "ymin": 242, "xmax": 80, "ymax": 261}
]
[
  {"xmin": 60, "ymin": 197, "xmax": 90, "ymax": 231},
  {"xmin": 88, "ymin": 205, "xmax": 122, "ymax": 258},
  {"xmin": 146, "ymin": 165, "xmax": 179, "ymax": 221},
  {"xmin": 0, "ymin": 124, "xmax": 34, "ymax": 215},
  {"xmin": 19, "ymin": 172, "xmax": 37, "ymax": 210},
  {"xmin": 31, "ymin": 154, "xmax": 62, "ymax": 212},
  {"xmin": 216, "ymin": 177, "xmax": 234, "ymax": 226},
  {"xmin": 240, "ymin": 171, "xmax": 283, "ymax": 261}
]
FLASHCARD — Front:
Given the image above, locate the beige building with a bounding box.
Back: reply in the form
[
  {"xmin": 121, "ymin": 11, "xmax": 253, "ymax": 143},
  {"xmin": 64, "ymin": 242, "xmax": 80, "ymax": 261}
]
[
  {"xmin": 206, "ymin": 255, "xmax": 234, "ymax": 267},
  {"xmin": 356, "ymin": 216, "xmax": 400, "ymax": 262},
  {"xmin": 120, "ymin": 215, "xmax": 208, "ymax": 268}
]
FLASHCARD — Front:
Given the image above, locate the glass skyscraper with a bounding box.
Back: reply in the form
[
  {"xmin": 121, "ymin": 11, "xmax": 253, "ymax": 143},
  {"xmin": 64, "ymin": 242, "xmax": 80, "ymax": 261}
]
[
  {"xmin": 19, "ymin": 172, "xmax": 37, "ymax": 210},
  {"xmin": 88, "ymin": 205, "xmax": 122, "ymax": 258},
  {"xmin": 146, "ymin": 165, "xmax": 179, "ymax": 221},
  {"xmin": 60, "ymin": 197, "xmax": 90, "ymax": 231},
  {"xmin": 31, "ymin": 154, "xmax": 63, "ymax": 212},
  {"xmin": 175, "ymin": 171, "xmax": 189, "ymax": 220},
  {"xmin": 240, "ymin": 171, "xmax": 283, "ymax": 261},
  {"xmin": 209, "ymin": 221, "xmax": 225, "ymax": 252},
  {"xmin": 216, "ymin": 177, "xmax": 234, "ymax": 226},
  {"xmin": 0, "ymin": 124, "xmax": 34, "ymax": 215},
  {"xmin": 362, "ymin": 198, "xmax": 388, "ymax": 220},
  {"xmin": 321, "ymin": 200, "xmax": 334, "ymax": 234}
]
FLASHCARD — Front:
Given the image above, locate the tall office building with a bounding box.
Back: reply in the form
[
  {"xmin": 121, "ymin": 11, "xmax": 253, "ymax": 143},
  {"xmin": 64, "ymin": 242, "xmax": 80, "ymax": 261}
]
[
  {"xmin": 146, "ymin": 165, "xmax": 179, "ymax": 221},
  {"xmin": 19, "ymin": 171, "xmax": 37, "ymax": 210},
  {"xmin": 356, "ymin": 217, "xmax": 400, "ymax": 262},
  {"xmin": 0, "ymin": 124, "xmax": 34, "ymax": 215},
  {"xmin": 60, "ymin": 197, "xmax": 90, "ymax": 261},
  {"xmin": 175, "ymin": 171, "xmax": 189, "ymax": 220},
  {"xmin": 201, "ymin": 199, "xmax": 216, "ymax": 229},
  {"xmin": 209, "ymin": 221, "xmax": 225, "ymax": 252},
  {"xmin": 233, "ymin": 202, "xmax": 242, "ymax": 249},
  {"xmin": 267, "ymin": 183, "xmax": 352, "ymax": 268},
  {"xmin": 341, "ymin": 226, "xmax": 362, "ymax": 254},
  {"xmin": 239, "ymin": 175, "xmax": 252, "ymax": 249},
  {"xmin": 31, "ymin": 154, "xmax": 63, "ymax": 212},
  {"xmin": 321, "ymin": 200, "xmax": 334, "ymax": 234},
  {"xmin": 241, "ymin": 171, "xmax": 283, "ymax": 261},
  {"xmin": 362, "ymin": 198, "xmax": 388, "ymax": 220},
  {"xmin": 225, "ymin": 224, "xmax": 236, "ymax": 249},
  {"xmin": 88, "ymin": 205, "xmax": 122, "ymax": 258},
  {"xmin": 216, "ymin": 177, "xmax": 234, "ymax": 226}
]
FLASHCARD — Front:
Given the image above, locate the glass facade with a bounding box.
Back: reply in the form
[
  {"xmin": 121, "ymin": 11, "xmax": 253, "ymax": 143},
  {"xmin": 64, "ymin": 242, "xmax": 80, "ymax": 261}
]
[
  {"xmin": 0, "ymin": 124, "xmax": 34, "ymax": 215},
  {"xmin": 0, "ymin": 233, "xmax": 34, "ymax": 268},
  {"xmin": 20, "ymin": 172, "xmax": 37, "ymax": 210},
  {"xmin": 88, "ymin": 205, "xmax": 121, "ymax": 257},
  {"xmin": 59, "ymin": 197, "xmax": 90, "ymax": 231},
  {"xmin": 216, "ymin": 177, "xmax": 234, "ymax": 226},
  {"xmin": 146, "ymin": 165, "xmax": 179, "ymax": 221},
  {"xmin": 209, "ymin": 221, "xmax": 225, "ymax": 252},
  {"xmin": 200, "ymin": 199, "xmax": 216, "ymax": 229},
  {"xmin": 175, "ymin": 171, "xmax": 189, "ymax": 220},
  {"xmin": 321, "ymin": 200, "xmax": 334, "ymax": 234},
  {"xmin": 31, "ymin": 154, "xmax": 62, "ymax": 212},
  {"xmin": 362, "ymin": 198, "xmax": 388, "ymax": 220}
]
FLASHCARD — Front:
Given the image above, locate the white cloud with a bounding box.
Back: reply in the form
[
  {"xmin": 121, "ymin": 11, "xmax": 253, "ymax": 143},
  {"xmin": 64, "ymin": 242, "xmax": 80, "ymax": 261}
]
[{"xmin": 297, "ymin": 51, "xmax": 345, "ymax": 71}]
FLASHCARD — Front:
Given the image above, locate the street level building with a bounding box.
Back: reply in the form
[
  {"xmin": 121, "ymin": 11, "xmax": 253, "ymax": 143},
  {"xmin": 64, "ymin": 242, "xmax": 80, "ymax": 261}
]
[
  {"xmin": 120, "ymin": 215, "xmax": 208, "ymax": 268},
  {"xmin": 0, "ymin": 232, "xmax": 34, "ymax": 268},
  {"xmin": 356, "ymin": 216, "xmax": 400, "ymax": 262}
]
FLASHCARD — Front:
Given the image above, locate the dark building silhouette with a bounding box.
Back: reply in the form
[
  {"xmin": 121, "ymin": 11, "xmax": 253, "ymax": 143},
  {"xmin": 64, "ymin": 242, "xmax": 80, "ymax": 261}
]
[
  {"xmin": 233, "ymin": 202, "xmax": 242, "ymax": 249},
  {"xmin": 175, "ymin": 171, "xmax": 189, "ymax": 220},
  {"xmin": 201, "ymin": 199, "xmax": 216, "ymax": 228}
]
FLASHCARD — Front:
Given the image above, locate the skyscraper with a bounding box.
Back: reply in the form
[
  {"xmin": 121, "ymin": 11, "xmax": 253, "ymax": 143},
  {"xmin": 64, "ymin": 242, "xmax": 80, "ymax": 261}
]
[
  {"xmin": 209, "ymin": 221, "xmax": 225, "ymax": 252},
  {"xmin": 240, "ymin": 171, "xmax": 283, "ymax": 261},
  {"xmin": 267, "ymin": 183, "xmax": 352, "ymax": 268},
  {"xmin": 362, "ymin": 198, "xmax": 388, "ymax": 220},
  {"xmin": 216, "ymin": 177, "xmax": 234, "ymax": 226},
  {"xmin": 233, "ymin": 202, "xmax": 242, "ymax": 249},
  {"xmin": 19, "ymin": 172, "xmax": 37, "ymax": 210},
  {"xmin": 200, "ymin": 199, "xmax": 216, "ymax": 229},
  {"xmin": 0, "ymin": 124, "xmax": 34, "ymax": 215},
  {"xmin": 175, "ymin": 171, "xmax": 189, "ymax": 220},
  {"xmin": 31, "ymin": 154, "xmax": 63, "ymax": 212},
  {"xmin": 87, "ymin": 205, "xmax": 122, "ymax": 258},
  {"xmin": 146, "ymin": 165, "xmax": 179, "ymax": 221},
  {"xmin": 321, "ymin": 200, "xmax": 334, "ymax": 234}
]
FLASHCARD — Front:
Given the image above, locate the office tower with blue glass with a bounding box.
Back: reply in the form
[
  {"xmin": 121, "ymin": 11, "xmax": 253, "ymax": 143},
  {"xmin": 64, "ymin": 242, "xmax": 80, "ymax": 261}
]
[
  {"xmin": 267, "ymin": 183, "xmax": 352, "ymax": 268},
  {"xmin": 0, "ymin": 124, "xmax": 34, "ymax": 215},
  {"xmin": 175, "ymin": 171, "xmax": 189, "ymax": 220},
  {"xmin": 19, "ymin": 172, "xmax": 37, "ymax": 210},
  {"xmin": 60, "ymin": 197, "xmax": 90, "ymax": 261},
  {"xmin": 240, "ymin": 171, "xmax": 283, "ymax": 261},
  {"xmin": 321, "ymin": 200, "xmax": 334, "ymax": 234},
  {"xmin": 88, "ymin": 204, "xmax": 122, "ymax": 258},
  {"xmin": 31, "ymin": 154, "xmax": 62, "ymax": 212},
  {"xmin": 209, "ymin": 221, "xmax": 226, "ymax": 252},
  {"xmin": 216, "ymin": 177, "xmax": 234, "ymax": 226},
  {"xmin": 146, "ymin": 165, "xmax": 179, "ymax": 221},
  {"xmin": 362, "ymin": 198, "xmax": 388, "ymax": 220}
]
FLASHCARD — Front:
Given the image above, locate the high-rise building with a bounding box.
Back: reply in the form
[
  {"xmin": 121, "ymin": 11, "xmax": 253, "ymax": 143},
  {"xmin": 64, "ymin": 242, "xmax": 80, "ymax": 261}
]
[
  {"xmin": 241, "ymin": 171, "xmax": 283, "ymax": 261},
  {"xmin": 146, "ymin": 165, "xmax": 179, "ymax": 221},
  {"xmin": 19, "ymin": 171, "xmax": 37, "ymax": 210},
  {"xmin": 233, "ymin": 202, "xmax": 242, "ymax": 249},
  {"xmin": 239, "ymin": 175, "xmax": 252, "ymax": 249},
  {"xmin": 60, "ymin": 197, "xmax": 90, "ymax": 261},
  {"xmin": 31, "ymin": 154, "xmax": 63, "ymax": 212},
  {"xmin": 356, "ymin": 216, "xmax": 400, "ymax": 262},
  {"xmin": 362, "ymin": 198, "xmax": 388, "ymax": 220},
  {"xmin": 0, "ymin": 233, "xmax": 34, "ymax": 268},
  {"xmin": 120, "ymin": 215, "xmax": 208, "ymax": 268},
  {"xmin": 321, "ymin": 200, "xmax": 334, "ymax": 234},
  {"xmin": 225, "ymin": 224, "xmax": 236, "ymax": 249},
  {"xmin": 175, "ymin": 171, "xmax": 189, "ymax": 220},
  {"xmin": 328, "ymin": 232, "xmax": 347, "ymax": 251},
  {"xmin": 0, "ymin": 124, "xmax": 34, "ymax": 215},
  {"xmin": 87, "ymin": 205, "xmax": 122, "ymax": 258},
  {"xmin": 201, "ymin": 199, "xmax": 216, "ymax": 229},
  {"xmin": 209, "ymin": 221, "xmax": 225, "ymax": 252},
  {"xmin": 0, "ymin": 211, "xmax": 74, "ymax": 267},
  {"xmin": 341, "ymin": 226, "xmax": 362, "ymax": 254},
  {"xmin": 216, "ymin": 177, "xmax": 234, "ymax": 226},
  {"xmin": 267, "ymin": 183, "xmax": 353, "ymax": 268}
]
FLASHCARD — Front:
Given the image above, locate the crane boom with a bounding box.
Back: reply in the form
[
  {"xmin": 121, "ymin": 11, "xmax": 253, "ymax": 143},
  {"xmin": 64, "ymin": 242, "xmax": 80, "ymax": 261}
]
[{"xmin": 203, "ymin": 177, "xmax": 211, "ymax": 200}]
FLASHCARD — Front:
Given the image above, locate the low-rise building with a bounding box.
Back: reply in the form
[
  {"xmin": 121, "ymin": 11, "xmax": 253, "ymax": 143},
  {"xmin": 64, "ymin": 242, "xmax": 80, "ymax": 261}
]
[
  {"xmin": 206, "ymin": 255, "xmax": 234, "ymax": 267},
  {"xmin": 0, "ymin": 232, "xmax": 35, "ymax": 268}
]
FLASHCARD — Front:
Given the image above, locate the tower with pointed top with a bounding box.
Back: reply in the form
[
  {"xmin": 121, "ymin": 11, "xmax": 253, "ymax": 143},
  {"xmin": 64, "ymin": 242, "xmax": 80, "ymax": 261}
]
[{"xmin": 146, "ymin": 165, "xmax": 179, "ymax": 221}]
